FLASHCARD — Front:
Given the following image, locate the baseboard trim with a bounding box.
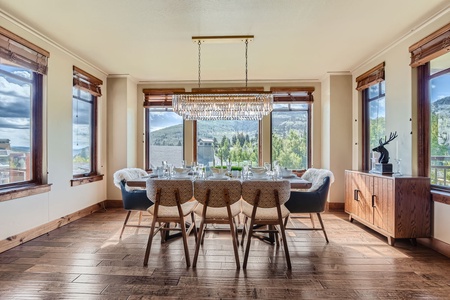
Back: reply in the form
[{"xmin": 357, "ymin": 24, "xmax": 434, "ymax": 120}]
[
  {"xmin": 104, "ymin": 199, "xmax": 123, "ymax": 208},
  {"xmin": 327, "ymin": 202, "xmax": 344, "ymax": 212},
  {"xmin": 417, "ymin": 237, "xmax": 450, "ymax": 258},
  {"xmin": 0, "ymin": 202, "xmax": 104, "ymax": 254}
]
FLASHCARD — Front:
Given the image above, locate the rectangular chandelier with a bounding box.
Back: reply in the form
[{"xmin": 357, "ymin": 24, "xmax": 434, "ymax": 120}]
[
  {"xmin": 172, "ymin": 35, "xmax": 273, "ymax": 120},
  {"xmin": 172, "ymin": 92, "xmax": 273, "ymax": 120}
]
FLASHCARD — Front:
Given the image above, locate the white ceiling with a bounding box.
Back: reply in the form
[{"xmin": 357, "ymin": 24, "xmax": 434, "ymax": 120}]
[{"xmin": 0, "ymin": 0, "xmax": 448, "ymax": 83}]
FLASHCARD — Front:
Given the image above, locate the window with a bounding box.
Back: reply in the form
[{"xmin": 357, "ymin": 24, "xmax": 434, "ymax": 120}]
[
  {"xmin": 72, "ymin": 67, "xmax": 102, "ymax": 179},
  {"xmin": 413, "ymin": 22, "xmax": 450, "ymax": 190},
  {"xmin": 364, "ymin": 81, "xmax": 386, "ymax": 169},
  {"xmin": 356, "ymin": 62, "xmax": 385, "ymax": 170},
  {"xmin": 146, "ymin": 108, "xmax": 184, "ymax": 168},
  {"xmin": 270, "ymin": 87, "xmax": 314, "ymax": 170},
  {"xmin": 271, "ymin": 103, "xmax": 310, "ymax": 170},
  {"xmin": 419, "ymin": 53, "xmax": 450, "ymax": 188},
  {"xmin": 0, "ymin": 27, "xmax": 48, "ymax": 189},
  {"xmin": 143, "ymin": 89, "xmax": 185, "ymax": 169},
  {"xmin": 196, "ymin": 119, "xmax": 259, "ymax": 167}
]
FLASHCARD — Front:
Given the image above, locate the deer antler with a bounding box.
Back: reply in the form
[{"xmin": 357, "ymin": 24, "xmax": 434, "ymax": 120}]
[{"xmin": 379, "ymin": 131, "xmax": 398, "ymax": 146}]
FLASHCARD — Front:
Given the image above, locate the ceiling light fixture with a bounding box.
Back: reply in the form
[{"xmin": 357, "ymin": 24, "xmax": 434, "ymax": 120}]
[{"xmin": 172, "ymin": 35, "xmax": 273, "ymax": 120}]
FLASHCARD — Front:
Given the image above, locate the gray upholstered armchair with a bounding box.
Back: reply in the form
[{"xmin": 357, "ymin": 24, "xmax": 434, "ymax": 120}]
[
  {"xmin": 113, "ymin": 168, "xmax": 153, "ymax": 238},
  {"xmin": 284, "ymin": 168, "xmax": 334, "ymax": 243}
]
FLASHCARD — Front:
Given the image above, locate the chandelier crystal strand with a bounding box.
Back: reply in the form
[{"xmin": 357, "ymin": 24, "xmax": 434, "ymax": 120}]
[{"xmin": 172, "ymin": 35, "xmax": 273, "ymax": 120}]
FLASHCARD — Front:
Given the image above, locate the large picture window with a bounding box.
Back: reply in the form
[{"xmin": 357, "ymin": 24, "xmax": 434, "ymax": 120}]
[
  {"xmin": 146, "ymin": 108, "xmax": 184, "ymax": 168},
  {"xmin": 72, "ymin": 67, "xmax": 102, "ymax": 179},
  {"xmin": 271, "ymin": 103, "xmax": 310, "ymax": 170},
  {"xmin": 413, "ymin": 23, "xmax": 450, "ymax": 191},
  {"xmin": 0, "ymin": 27, "xmax": 48, "ymax": 189},
  {"xmin": 364, "ymin": 81, "xmax": 386, "ymax": 169},
  {"xmin": 196, "ymin": 120, "xmax": 259, "ymax": 167}
]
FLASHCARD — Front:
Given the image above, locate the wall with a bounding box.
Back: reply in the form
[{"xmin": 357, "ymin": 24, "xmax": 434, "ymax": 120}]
[
  {"xmin": 0, "ymin": 15, "xmax": 108, "ymax": 240},
  {"xmin": 351, "ymin": 9, "xmax": 450, "ymax": 244}
]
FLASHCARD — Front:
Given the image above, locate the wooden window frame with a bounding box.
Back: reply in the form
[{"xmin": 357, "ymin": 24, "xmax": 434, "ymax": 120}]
[
  {"xmin": 361, "ymin": 81, "xmax": 386, "ymax": 171},
  {"xmin": 0, "ymin": 28, "xmax": 49, "ymax": 199},
  {"xmin": 71, "ymin": 67, "xmax": 103, "ymax": 186}
]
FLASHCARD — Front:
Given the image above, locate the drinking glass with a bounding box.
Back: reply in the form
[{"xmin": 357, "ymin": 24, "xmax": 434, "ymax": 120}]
[{"xmin": 264, "ymin": 162, "xmax": 271, "ymax": 172}]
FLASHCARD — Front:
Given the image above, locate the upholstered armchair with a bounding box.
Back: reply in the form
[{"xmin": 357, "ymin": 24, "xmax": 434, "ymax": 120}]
[
  {"xmin": 113, "ymin": 168, "xmax": 153, "ymax": 238},
  {"xmin": 285, "ymin": 168, "xmax": 334, "ymax": 243}
]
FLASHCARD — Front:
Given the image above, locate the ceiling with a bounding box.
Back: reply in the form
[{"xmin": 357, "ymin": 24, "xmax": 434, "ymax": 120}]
[{"xmin": 0, "ymin": 0, "xmax": 448, "ymax": 83}]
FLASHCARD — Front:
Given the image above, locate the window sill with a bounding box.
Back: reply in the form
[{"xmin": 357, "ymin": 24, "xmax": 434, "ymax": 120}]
[
  {"xmin": 431, "ymin": 190, "xmax": 450, "ymax": 205},
  {"xmin": 71, "ymin": 174, "xmax": 104, "ymax": 187},
  {"xmin": 0, "ymin": 184, "xmax": 52, "ymax": 202}
]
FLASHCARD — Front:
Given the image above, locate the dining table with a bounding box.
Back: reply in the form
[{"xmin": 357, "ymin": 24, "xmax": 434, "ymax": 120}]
[{"xmin": 126, "ymin": 175, "xmax": 312, "ymax": 190}]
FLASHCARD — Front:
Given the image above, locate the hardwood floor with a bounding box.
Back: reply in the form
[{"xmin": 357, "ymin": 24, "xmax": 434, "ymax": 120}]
[{"xmin": 0, "ymin": 208, "xmax": 449, "ymax": 299}]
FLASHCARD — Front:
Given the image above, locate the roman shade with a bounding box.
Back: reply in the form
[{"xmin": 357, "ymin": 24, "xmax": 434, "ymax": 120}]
[
  {"xmin": 73, "ymin": 66, "xmax": 103, "ymax": 97},
  {"xmin": 409, "ymin": 22, "xmax": 450, "ymax": 67},
  {"xmin": 0, "ymin": 26, "xmax": 49, "ymax": 75},
  {"xmin": 355, "ymin": 62, "xmax": 385, "ymax": 91},
  {"xmin": 143, "ymin": 88, "xmax": 186, "ymax": 107},
  {"xmin": 270, "ymin": 87, "xmax": 314, "ymax": 102}
]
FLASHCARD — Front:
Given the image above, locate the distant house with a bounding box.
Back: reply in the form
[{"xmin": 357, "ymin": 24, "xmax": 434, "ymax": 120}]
[
  {"xmin": 0, "ymin": 139, "xmax": 11, "ymax": 150},
  {"xmin": 197, "ymin": 138, "xmax": 214, "ymax": 165}
]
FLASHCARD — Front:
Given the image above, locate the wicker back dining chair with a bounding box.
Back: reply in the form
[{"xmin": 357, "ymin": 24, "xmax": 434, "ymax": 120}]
[
  {"xmin": 241, "ymin": 180, "xmax": 292, "ymax": 269},
  {"xmin": 143, "ymin": 179, "xmax": 198, "ymax": 268},
  {"xmin": 193, "ymin": 180, "xmax": 242, "ymax": 268}
]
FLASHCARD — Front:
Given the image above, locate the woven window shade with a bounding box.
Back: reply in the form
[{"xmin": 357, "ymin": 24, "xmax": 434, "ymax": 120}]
[
  {"xmin": 355, "ymin": 62, "xmax": 385, "ymax": 91},
  {"xmin": 143, "ymin": 88, "xmax": 185, "ymax": 107},
  {"xmin": 409, "ymin": 22, "xmax": 450, "ymax": 67},
  {"xmin": 270, "ymin": 87, "xmax": 314, "ymax": 102},
  {"xmin": 0, "ymin": 26, "xmax": 49, "ymax": 74},
  {"xmin": 73, "ymin": 66, "xmax": 103, "ymax": 97}
]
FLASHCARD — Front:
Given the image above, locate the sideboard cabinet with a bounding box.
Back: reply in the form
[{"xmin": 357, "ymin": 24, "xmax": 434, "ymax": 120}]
[{"xmin": 345, "ymin": 170, "xmax": 431, "ymax": 245}]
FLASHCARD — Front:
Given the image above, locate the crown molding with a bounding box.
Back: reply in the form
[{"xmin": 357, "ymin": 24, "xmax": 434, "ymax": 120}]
[
  {"xmin": 107, "ymin": 74, "xmax": 138, "ymax": 83},
  {"xmin": 350, "ymin": 5, "xmax": 450, "ymax": 73},
  {"xmin": 0, "ymin": 9, "xmax": 108, "ymax": 77}
]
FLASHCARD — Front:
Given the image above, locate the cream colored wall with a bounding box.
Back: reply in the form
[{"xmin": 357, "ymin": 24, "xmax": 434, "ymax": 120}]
[
  {"xmin": 0, "ymin": 17, "xmax": 108, "ymax": 240},
  {"xmin": 351, "ymin": 10, "xmax": 450, "ymax": 243},
  {"xmin": 328, "ymin": 75, "xmax": 353, "ymax": 203},
  {"xmin": 106, "ymin": 76, "xmax": 140, "ymax": 201}
]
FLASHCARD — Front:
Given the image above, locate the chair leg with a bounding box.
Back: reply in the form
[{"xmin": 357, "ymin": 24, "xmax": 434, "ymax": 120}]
[
  {"xmin": 138, "ymin": 211, "xmax": 143, "ymax": 226},
  {"xmin": 310, "ymin": 213, "xmax": 315, "ymax": 228},
  {"xmin": 279, "ymin": 219, "xmax": 292, "ymax": 270},
  {"xmin": 241, "ymin": 216, "xmax": 248, "ymax": 246},
  {"xmin": 191, "ymin": 212, "xmax": 198, "ymax": 244},
  {"xmin": 178, "ymin": 216, "xmax": 191, "ymax": 268},
  {"xmin": 193, "ymin": 219, "xmax": 206, "ymax": 268},
  {"xmin": 243, "ymin": 217, "xmax": 255, "ymax": 269},
  {"xmin": 143, "ymin": 214, "xmax": 158, "ymax": 266},
  {"xmin": 119, "ymin": 211, "xmax": 132, "ymax": 239},
  {"xmin": 228, "ymin": 215, "xmax": 240, "ymax": 269},
  {"xmin": 316, "ymin": 213, "xmax": 329, "ymax": 243}
]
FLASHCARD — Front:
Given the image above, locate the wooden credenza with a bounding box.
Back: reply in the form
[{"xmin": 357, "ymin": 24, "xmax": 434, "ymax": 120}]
[{"xmin": 345, "ymin": 170, "xmax": 431, "ymax": 245}]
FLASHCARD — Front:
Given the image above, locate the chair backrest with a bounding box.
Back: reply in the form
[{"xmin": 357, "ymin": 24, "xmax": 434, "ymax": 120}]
[
  {"xmin": 286, "ymin": 176, "xmax": 331, "ymax": 213},
  {"xmin": 119, "ymin": 179, "xmax": 152, "ymax": 210},
  {"xmin": 301, "ymin": 168, "xmax": 334, "ymax": 192},
  {"xmin": 194, "ymin": 180, "xmax": 242, "ymax": 207},
  {"xmin": 113, "ymin": 168, "xmax": 148, "ymax": 191},
  {"xmin": 241, "ymin": 180, "xmax": 291, "ymax": 208},
  {"xmin": 146, "ymin": 179, "xmax": 193, "ymax": 206}
]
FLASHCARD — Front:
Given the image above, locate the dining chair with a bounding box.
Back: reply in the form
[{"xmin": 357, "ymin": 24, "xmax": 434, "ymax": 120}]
[
  {"xmin": 192, "ymin": 180, "xmax": 242, "ymax": 269},
  {"xmin": 143, "ymin": 179, "xmax": 198, "ymax": 268},
  {"xmin": 241, "ymin": 180, "xmax": 292, "ymax": 269},
  {"xmin": 113, "ymin": 168, "xmax": 153, "ymax": 238},
  {"xmin": 285, "ymin": 176, "xmax": 331, "ymax": 243},
  {"xmin": 290, "ymin": 168, "xmax": 334, "ymax": 229}
]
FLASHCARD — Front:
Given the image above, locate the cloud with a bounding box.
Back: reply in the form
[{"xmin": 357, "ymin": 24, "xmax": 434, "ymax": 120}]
[{"xmin": 0, "ymin": 117, "xmax": 29, "ymax": 129}]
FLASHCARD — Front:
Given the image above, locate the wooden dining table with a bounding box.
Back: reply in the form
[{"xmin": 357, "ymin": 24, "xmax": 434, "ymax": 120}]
[{"xmin": 126, "ymin": 175, "xmax": 312, "ymax": 190}]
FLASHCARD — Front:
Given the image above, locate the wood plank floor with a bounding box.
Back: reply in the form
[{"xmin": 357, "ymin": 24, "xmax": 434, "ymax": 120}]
[{"xmin": 0, "ymin": 208, "xmax": 449, "ymax": 299}]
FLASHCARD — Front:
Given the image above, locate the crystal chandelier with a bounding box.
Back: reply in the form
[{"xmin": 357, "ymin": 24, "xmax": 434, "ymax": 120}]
[{"xmin": 172, "ymin": 36, "xmax": 273, "ymax": 120}]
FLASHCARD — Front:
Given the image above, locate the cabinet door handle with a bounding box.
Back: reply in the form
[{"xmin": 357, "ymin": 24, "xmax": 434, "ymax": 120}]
[
  {"xmin": 372, "ymin": 195, "xmax": 376, "ymax": 207},
  {"xmin": 354, "ymin": 189, "xmax": 359, "ymax": 201}
]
